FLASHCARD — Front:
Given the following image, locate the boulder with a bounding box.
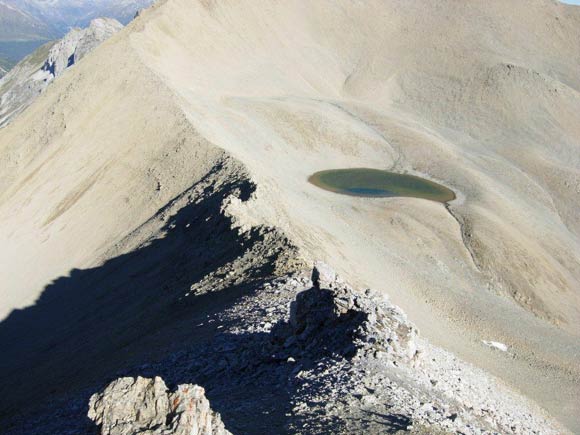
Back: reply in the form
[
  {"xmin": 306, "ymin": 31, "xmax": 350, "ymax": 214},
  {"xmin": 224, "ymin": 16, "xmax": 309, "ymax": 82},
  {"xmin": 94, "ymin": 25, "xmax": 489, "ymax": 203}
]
[
  {"xmin": 88, "ymin": 376, "xmax": 232, "ymax": 435},
  {"xmin": 311, "ymin": 261, "xmax": 338, "ymax": 289}
]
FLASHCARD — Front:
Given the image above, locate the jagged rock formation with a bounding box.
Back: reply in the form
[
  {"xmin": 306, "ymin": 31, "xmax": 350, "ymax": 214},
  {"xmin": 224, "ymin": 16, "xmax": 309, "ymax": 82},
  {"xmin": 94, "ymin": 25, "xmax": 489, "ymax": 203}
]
[
  {"xmin": 0, "ymin": 40, "xmax": 55, "ymax": 127},
  {"xmin": 273, "ymin": 262, "xmax": 421, "ymax": 365},
  {"xmin": 42, "ymin": 18, "xmax": 123, "ymax": 77},
  {"xmin": 88, "ymin": 377, "xmax": 231, "ymax": 435},
  {"xmin": 0, "ymin": 18, "xmax": 122, "ymax": 127}
]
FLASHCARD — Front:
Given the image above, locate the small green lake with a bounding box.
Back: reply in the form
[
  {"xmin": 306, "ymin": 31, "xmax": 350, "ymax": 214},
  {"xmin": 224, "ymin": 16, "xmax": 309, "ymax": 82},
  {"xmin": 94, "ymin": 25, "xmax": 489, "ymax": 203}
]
[{"xmin": 309, "ymin": 168, "xmax": 456, "ymax": 203}]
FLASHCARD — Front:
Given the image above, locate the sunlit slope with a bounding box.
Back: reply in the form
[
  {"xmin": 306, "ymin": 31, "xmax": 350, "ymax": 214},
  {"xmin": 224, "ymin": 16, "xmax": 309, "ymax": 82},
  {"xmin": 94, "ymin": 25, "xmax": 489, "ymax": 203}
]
[
  {"xmin": 132, "ymin": 0, "xmax": 580, "ymax": 328},
  {"xmin": 0, "ymin": 0, "xmax": 579, "ymax": 431},
  {"xmin": 0, "ymin": 27, "xmax": 225, "ymax": 318},
  {"xmin": 129, "ymin": 0, "xmax": 580, "ymax": 428}
]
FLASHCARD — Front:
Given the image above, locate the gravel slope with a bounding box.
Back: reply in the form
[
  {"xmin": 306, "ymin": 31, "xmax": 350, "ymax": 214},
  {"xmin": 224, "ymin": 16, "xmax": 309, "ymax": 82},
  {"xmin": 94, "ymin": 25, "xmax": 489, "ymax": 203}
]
[{"xmin": 0, "ymin": 0, "xmax": 578, "ymax": 432}]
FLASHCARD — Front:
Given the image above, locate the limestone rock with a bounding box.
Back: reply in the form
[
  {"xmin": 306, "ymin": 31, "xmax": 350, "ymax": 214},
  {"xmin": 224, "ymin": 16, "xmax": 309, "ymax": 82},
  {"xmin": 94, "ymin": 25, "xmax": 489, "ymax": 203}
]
[
  {"xmin": 311, "ymin": 261, "xmax": 337, "ymax": 290},
  {"xmin": 88, "ymin": 377, "xmax": 232, "ymax": 435},
  {"xmin": 277, "ymin": 263, "xmax": 421, "ymax": 364},
  {"xmin": 43, "ymin": 18, "xmax": 123, "ymax": 78}
]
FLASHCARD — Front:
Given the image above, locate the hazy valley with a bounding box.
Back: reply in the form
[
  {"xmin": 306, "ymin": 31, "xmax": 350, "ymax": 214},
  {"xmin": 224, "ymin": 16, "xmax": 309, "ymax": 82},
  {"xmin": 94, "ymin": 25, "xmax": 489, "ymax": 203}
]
[{"xmin": 0, "ymin": 0, "xmax": 152, "ymax": 74}]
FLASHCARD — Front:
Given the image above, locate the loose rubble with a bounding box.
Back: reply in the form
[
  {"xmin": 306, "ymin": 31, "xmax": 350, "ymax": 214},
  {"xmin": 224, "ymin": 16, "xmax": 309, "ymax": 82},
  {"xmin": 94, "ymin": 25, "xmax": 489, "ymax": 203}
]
[{"xmin": 82, "ymin": 263, "xmax": 562, "ymax": 435}]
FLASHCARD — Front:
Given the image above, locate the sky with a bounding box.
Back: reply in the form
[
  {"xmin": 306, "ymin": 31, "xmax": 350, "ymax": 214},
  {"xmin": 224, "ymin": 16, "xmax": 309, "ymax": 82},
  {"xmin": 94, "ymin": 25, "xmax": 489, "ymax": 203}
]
[{"xmin": 561, "ymin": 0, "xmax": 580, "ymax": 4}]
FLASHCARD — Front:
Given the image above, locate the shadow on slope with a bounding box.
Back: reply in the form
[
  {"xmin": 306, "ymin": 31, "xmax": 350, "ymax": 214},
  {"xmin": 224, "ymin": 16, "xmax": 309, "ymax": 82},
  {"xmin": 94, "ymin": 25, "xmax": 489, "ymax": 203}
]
[{"xmin": 0, "ymin": 160, "xmax": 297, "ymax": 433}]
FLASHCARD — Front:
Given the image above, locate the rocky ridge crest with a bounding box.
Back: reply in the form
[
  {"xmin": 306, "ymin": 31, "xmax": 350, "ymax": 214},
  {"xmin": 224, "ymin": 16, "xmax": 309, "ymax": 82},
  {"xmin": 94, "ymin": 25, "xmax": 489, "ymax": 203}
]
[
  {"xmin": 42, "ymin": 18, "xmax": 123, "ymax": 78},
  {"xmin": 82, "ymin": 263, "xmax": 561, "ymax": 434},
  {"xmin": 272, "ymin": 262, "xmax": 421, "ymax": 365}
]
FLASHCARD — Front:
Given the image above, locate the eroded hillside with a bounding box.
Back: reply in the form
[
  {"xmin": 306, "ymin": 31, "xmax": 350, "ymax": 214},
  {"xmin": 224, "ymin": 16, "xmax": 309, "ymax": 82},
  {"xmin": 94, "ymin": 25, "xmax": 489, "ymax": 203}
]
[{"xmin": 0, "ymin": 0, "xmax": 578, "ymax": 433}]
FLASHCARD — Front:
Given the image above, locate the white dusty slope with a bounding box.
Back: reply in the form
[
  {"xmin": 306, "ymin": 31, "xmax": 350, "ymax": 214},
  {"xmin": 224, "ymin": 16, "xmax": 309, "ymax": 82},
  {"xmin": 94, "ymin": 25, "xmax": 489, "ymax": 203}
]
[{"xmin": 0, "ymin": 0, "xmax": 579, "ymax": 432}]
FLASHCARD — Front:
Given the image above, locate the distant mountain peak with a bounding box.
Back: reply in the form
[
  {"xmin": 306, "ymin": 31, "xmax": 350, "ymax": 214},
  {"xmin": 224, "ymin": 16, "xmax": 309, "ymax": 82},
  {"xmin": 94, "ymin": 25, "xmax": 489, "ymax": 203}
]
[
  {"xmin": 41, "ymin": 17, "xmax": 123, "ymax": 78},
  {"xmin": 0, "ymin": 16, "xmax": 123, "ymax": 127},
  {"xmin": 23, "ymin": 0, "xmax": 153, "ymax": 26}
]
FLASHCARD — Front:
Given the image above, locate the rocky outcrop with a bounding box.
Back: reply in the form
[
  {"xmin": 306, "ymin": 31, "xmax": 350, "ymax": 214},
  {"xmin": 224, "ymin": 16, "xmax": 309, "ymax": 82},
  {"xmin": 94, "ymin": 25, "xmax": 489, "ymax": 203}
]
[
  {"xmin": 88, "ymin": 377, "xmax": 232, "ymax": 435},
  {"xmin": 42, "ymin": 18, "xmax": 123, "ymax": 78},
  {"xmin": 85, "ymin": 265, "xmax": 423, "ymax": 435},
  {"xmin": 273, "ymin": 262, "xmax": 421, "ymax": 365},
  {"xmin": 0, "ymin": 18, "xmax": 122, "ymax": 127},
  {"xmin": 3, "ymin": 263, "xmax": 562, "ymax": 434}
]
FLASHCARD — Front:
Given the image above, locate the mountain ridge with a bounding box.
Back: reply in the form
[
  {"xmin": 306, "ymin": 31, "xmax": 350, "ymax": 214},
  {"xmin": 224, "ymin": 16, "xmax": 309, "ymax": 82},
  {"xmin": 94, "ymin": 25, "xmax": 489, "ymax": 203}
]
[
  {"xmin": 0, "ymin": 0, "xmax": 578, "ymax": 433},
  {"xmin": 0, "ymin": 17, "xmax": 123, "ymax": 128},
  {"xmin": 0, "ymin": 0, "xmax": 153, "ymax": 70},
  {"xmin": 1, "ymin": 0, "xmax": 153, "ymax": 32},
  {"xmin": 0, "ymin": 1, "xmax": 56, "ymax": 41}
]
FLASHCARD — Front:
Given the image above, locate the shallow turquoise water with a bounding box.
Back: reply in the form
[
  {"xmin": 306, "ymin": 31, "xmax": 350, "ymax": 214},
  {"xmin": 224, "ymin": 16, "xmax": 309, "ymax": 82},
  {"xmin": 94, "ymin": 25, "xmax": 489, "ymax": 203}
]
[{"xmin": 309, "ymin": 168, "xmax": 456, "ymax": 203}]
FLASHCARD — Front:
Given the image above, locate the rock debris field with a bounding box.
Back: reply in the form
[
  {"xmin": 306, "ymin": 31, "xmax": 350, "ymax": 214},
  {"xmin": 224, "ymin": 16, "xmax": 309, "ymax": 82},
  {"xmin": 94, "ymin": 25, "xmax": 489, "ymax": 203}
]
[{"xmin": 6, "ymin": 264, "xmax": 563, "ymax": 435}]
